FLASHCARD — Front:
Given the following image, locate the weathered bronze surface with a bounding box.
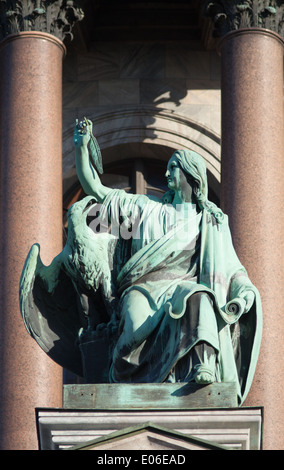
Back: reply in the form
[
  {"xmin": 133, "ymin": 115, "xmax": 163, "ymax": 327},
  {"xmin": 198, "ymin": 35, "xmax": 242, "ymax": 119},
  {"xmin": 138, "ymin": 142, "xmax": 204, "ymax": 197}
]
[
  {"xmin": 63, "ymin": 382, "xmax": 238, "ymax": 410},
  {"xmin": 19, "ymin": 119, "xmax": 262, "ymax": 406}
]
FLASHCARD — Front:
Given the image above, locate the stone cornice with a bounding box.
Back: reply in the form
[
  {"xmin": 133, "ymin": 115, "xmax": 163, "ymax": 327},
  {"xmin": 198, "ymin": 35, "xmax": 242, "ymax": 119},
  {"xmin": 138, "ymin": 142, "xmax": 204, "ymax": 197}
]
[
  {"xmin": 0, "ymin": 0, "xmax": 84, "ymax": 42},
  {"xmin": 204, "ymin": 1, "xmax": 284, "ymax": 38}
]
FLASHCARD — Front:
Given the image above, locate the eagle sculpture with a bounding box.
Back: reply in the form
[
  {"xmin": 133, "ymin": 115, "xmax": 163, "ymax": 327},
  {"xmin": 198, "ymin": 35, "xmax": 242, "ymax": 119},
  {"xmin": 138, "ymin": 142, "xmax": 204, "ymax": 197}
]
[{"xmin": 19, "ymin": 196, "xmax": 121, "ymax": 380}]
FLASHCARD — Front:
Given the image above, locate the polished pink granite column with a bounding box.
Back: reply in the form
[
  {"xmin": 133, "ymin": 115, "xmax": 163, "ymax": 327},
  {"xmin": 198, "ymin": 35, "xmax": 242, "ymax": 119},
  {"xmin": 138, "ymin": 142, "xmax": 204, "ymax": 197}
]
[
  {"xmin": 219, "ymin": 28, "xmax": 284, "ymax": 450},
  {"xmin": 0, "ymin": 32, "xmax": 65, "ymax": 450}
]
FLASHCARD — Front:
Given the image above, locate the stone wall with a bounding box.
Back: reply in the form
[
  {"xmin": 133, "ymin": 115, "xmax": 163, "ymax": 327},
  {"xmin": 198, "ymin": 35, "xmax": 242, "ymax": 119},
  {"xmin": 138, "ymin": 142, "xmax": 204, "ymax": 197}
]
[{"xmin": 62, "ymin": 40, "xmax": 221, "ymax": 194}]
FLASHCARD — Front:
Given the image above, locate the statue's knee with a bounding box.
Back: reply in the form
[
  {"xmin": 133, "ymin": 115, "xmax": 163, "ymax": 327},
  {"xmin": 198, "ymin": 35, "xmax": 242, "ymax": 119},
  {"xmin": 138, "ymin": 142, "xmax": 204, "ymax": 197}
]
[
  {"xmin": 121, "ymin": 289, "xmax": 152, "ymax": 325},
  {"xmin": 123, "ymin": 289, "xmax": 148, "ymax": 308}
]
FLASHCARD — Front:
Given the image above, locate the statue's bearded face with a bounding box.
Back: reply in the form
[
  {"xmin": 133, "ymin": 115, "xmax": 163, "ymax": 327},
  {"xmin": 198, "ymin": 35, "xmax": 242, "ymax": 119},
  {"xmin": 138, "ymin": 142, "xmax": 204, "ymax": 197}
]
[{"xmin": 165, "ymin": 155, "xmax": 192, "ymax": 193}]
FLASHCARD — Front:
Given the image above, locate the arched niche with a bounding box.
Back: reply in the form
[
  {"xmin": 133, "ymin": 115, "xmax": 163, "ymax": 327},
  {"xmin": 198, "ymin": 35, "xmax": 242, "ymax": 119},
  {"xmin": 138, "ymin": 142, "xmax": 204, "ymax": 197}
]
[{"xmin": 63, "ymin": 107, "xmax": 221, "ymax": 210}]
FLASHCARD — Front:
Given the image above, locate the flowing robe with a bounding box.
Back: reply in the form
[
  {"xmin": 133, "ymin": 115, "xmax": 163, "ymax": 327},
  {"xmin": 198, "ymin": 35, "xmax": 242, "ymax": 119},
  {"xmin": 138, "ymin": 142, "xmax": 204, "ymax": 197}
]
[
  {"xmin": 98, "ymin": 189, "xmax": 262, "ymax": 405},
  {"xmin": 19, "ymin": 189, "xmax": 262, "ymax": 406}
]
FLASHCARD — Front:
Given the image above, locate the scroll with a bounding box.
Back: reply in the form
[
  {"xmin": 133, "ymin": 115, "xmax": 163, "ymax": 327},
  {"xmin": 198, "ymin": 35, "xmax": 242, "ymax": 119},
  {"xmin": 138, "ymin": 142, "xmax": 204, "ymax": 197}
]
[{"xmin": 224, "ymin": 297, "xmax": 246, "ymax": 316}]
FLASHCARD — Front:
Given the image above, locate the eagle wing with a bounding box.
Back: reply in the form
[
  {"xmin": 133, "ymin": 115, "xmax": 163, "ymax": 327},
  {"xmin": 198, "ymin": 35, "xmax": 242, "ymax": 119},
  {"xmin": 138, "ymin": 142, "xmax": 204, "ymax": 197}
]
[{"xmin": 19, "ymin": 243, "xmax": 84, "ymax": 377}]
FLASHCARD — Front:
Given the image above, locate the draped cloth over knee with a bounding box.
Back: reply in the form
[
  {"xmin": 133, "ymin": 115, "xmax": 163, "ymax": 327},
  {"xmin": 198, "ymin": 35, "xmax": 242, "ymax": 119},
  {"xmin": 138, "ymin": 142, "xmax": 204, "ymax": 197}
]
[{"xmin": 100, "ymin": 189, "xmax": 262, "ymax": 405}]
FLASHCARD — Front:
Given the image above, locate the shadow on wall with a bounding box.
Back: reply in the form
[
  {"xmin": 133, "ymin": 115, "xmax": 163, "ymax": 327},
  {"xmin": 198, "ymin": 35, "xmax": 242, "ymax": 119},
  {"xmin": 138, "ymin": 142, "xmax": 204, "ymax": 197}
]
[
  {"xmin": 62, "ymin": 107, "xmax": 221, "ymax": 185},
  {"xmin": 62, "ymin": 41, "xmax": 221, "ymax": 215}
]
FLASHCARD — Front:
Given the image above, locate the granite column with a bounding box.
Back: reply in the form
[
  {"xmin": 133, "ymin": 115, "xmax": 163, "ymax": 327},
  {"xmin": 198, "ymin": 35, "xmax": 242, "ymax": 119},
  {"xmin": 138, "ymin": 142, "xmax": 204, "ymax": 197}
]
[
  {"xmin": 219, "ymin": 28, "xmax": 284, "ymax": 450},
  {"xmin": 0, "ymin": 31, "xmax": 67, "ymax": 450}
]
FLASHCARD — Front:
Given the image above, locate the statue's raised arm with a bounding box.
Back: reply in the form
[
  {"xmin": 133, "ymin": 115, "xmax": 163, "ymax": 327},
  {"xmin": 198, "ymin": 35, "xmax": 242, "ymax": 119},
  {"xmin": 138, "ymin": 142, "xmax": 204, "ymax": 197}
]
[{"xmin": 74, "ymin": 118, "xmax": 111, "ymax": 203}]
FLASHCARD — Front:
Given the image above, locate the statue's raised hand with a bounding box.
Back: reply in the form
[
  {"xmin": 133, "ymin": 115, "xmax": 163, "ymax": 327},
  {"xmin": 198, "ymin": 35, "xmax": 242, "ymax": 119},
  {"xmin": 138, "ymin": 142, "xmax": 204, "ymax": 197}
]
[{"xmin": 74, "ymin": 118, "xmax": 92, "ymax": 147}]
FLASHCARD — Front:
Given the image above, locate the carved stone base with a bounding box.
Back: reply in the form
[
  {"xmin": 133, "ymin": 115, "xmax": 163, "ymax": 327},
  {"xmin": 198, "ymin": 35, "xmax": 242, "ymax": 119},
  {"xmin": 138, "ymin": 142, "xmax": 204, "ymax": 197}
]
[
  {"xmin": 36, "ymin": 405, "xmax": 263, "ymax": 450},
  {"xmin": 33, "ymin": 383, "xmax": 262, "ymax": 450}
]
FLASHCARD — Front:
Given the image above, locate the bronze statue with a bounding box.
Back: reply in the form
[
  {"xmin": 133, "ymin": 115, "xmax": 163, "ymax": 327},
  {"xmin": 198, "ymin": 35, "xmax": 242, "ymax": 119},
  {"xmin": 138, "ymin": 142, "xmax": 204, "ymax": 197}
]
[{"xmin": 19, "ymin": 119, "xmax": 262, "ymax": 405}]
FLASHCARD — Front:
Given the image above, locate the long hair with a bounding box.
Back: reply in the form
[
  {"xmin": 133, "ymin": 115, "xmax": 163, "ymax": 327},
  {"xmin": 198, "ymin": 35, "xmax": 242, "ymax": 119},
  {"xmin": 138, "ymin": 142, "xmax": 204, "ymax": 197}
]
[{"xmin": 163, "ymin": 149, "xmax": 224, "ymax": 223}]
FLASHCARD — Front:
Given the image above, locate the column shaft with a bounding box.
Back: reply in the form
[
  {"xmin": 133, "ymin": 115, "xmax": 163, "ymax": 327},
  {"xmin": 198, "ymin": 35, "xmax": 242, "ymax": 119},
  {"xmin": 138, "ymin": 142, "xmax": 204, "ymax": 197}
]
[
  {"xmin": 220, "ymin": 29, "xmax": 284, "ymax": 450},
  {"xmin": 0, "ymin": 32, "xmax": 65, "ymax": 450}
]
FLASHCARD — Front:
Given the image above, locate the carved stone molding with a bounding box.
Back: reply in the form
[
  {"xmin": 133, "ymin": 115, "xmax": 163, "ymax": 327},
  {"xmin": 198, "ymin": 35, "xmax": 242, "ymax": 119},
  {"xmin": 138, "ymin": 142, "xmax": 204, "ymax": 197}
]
[
  {"xmin": 0, "ymin": 0, "xmax": 84, "ymax": 42},
  {"xmin": 204, "ymin": 1, "xmax": 284, "ymax": 38}
]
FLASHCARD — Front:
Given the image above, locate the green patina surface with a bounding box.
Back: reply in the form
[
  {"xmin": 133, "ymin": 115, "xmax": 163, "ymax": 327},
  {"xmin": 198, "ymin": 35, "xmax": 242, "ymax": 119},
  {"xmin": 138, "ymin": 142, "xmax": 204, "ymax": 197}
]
[{"xmin": 19, "ymin": 119, "xmax": 262, "ymax": 407}]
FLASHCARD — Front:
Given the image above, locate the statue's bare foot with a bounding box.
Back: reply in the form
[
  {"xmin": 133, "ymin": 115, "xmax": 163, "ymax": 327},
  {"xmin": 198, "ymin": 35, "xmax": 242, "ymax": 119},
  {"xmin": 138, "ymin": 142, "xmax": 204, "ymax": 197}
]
[{"xmin": 194, "ymin": 366, "xmax": 215, "ymax": 385}]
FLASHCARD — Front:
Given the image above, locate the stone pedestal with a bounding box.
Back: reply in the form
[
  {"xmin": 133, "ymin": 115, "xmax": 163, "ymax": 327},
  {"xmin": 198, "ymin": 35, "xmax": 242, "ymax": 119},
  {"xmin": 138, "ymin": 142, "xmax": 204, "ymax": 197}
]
[
  {"xmin": 0, "ymin": 32, "xmax": 65, "ymax": 450},
  {"xmin": 219, "ymin": 28, "xmax": 284, "ymax": 450},
  {"xmin": 36, "ymin": 384, "xmax": 263, "ymax": 450}
]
